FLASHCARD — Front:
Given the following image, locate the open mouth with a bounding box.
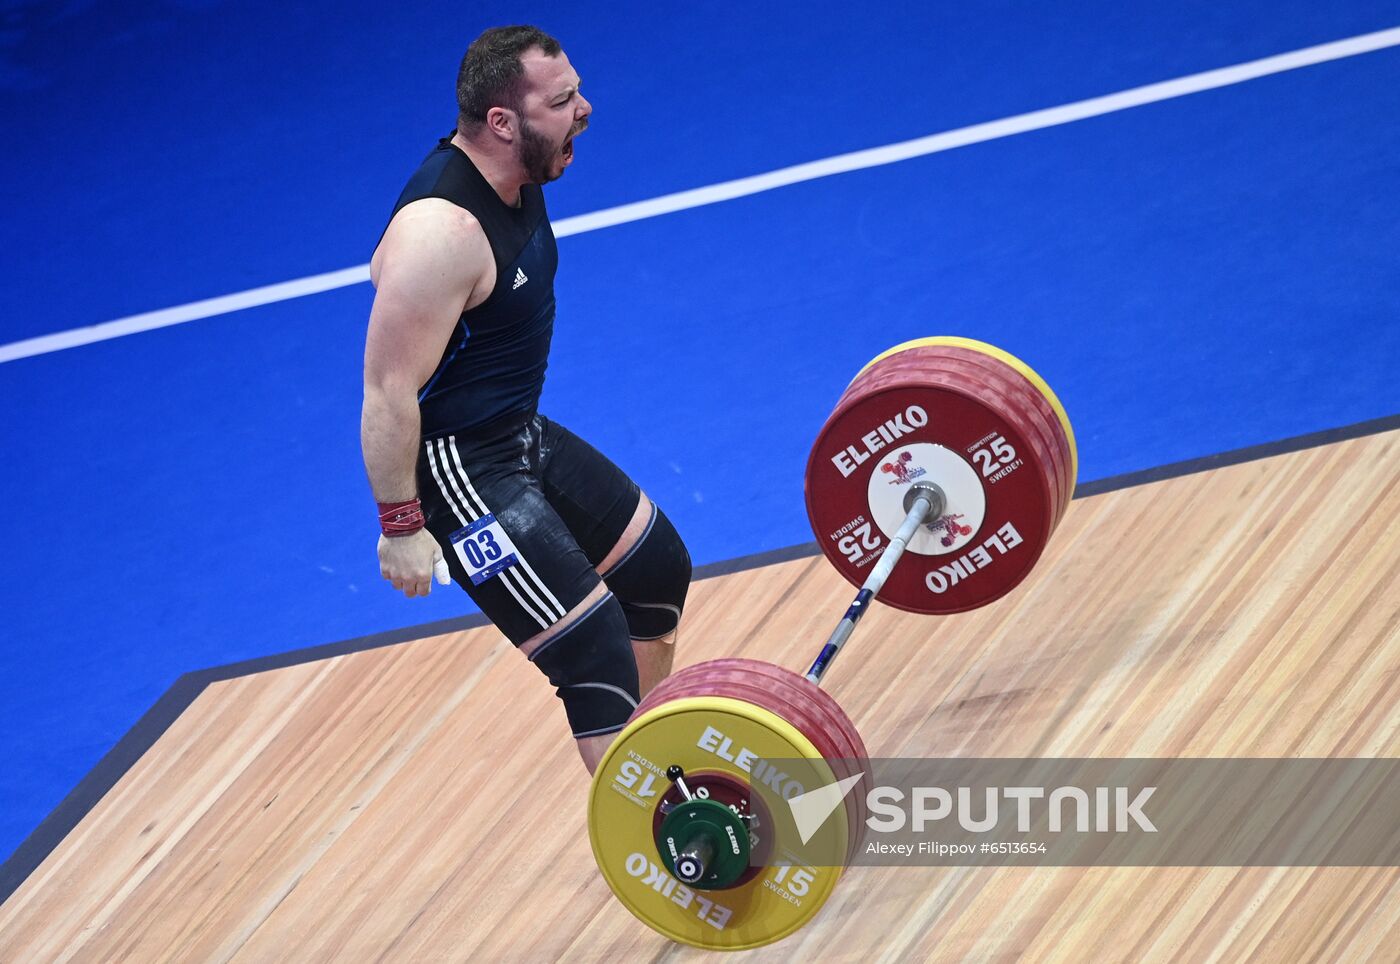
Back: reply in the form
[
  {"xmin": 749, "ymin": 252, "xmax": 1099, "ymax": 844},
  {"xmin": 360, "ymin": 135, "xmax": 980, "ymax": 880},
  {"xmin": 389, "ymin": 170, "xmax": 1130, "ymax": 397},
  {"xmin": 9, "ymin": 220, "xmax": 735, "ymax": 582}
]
[{"xmin": 562, "ymin": 123, "xmax": 585, "ymax": 164}]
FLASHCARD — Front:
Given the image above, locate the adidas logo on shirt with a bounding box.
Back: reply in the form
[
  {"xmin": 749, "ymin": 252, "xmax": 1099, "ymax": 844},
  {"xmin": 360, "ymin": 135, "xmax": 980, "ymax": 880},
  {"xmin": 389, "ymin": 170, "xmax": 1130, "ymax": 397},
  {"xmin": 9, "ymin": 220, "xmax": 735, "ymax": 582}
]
[{"xmin": 512, "ymin": 267, "xmax": 528, "ymax": 290}]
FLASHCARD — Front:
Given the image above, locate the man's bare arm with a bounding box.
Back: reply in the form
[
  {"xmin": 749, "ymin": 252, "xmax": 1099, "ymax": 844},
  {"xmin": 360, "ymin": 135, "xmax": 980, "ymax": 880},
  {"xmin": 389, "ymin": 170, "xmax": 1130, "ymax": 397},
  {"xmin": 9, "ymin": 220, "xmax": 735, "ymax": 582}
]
[{"xmin": 362, "ymin": 201, "xmax": 491, "ymax": 595}]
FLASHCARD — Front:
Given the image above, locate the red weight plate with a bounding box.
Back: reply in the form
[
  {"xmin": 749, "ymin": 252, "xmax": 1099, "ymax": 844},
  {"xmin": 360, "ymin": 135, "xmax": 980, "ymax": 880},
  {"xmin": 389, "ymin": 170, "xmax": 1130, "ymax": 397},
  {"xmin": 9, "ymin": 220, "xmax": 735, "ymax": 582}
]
[
  {"xmin": 636, "ymin": 659, "xmax": 869, "ymax": 860},
  {"xmin": 806, "ymin": 368, "xmax": 1055, "ymax": 614},
  {"xmin": 821, "ymin": 344, "xmax": 1067, "ymax": 595}
]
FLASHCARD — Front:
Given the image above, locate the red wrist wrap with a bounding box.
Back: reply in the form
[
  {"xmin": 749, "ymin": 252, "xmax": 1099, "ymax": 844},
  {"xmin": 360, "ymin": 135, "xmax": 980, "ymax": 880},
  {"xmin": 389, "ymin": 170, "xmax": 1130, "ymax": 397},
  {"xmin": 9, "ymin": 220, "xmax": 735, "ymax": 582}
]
[{"xmin": 378, "ymin": 498, "xmax": 426, "ymax": 536}]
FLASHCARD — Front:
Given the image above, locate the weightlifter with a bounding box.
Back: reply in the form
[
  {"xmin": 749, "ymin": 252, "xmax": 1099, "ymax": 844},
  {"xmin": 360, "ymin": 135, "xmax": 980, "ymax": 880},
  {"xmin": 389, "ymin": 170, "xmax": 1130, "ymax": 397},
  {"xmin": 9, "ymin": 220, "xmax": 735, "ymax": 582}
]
[{"xmin": 360, "ymin": 25, "xmax": 690, "ymax": 772}]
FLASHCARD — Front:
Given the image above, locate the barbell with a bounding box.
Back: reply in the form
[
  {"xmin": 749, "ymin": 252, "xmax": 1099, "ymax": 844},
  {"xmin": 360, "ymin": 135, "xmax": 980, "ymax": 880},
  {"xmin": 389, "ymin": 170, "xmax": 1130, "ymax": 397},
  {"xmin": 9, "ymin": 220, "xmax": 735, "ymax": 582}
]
[{"xmin": 587, "ymin": 337, "xmax": 1076, "ymax": 949}]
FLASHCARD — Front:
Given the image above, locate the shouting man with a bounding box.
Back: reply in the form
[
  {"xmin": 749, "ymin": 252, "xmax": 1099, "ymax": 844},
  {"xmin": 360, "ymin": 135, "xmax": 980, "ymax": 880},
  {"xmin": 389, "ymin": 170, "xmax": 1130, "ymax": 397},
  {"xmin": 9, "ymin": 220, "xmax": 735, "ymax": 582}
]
[{"xmin": 361, "ymin": 25, "xmax": 690, "ymax": 771}]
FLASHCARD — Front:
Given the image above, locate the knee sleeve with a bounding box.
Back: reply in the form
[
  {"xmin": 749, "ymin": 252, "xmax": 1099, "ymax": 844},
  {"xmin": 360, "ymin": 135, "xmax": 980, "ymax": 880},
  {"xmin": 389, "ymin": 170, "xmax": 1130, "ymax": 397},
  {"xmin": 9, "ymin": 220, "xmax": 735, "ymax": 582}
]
[
  {"xmin": 529, "ymin": 592, "xmax": 640, "ymax": 738},
  {"xmin": 603, "ymin": 504, "xmax": 693, "ymax": 640}
]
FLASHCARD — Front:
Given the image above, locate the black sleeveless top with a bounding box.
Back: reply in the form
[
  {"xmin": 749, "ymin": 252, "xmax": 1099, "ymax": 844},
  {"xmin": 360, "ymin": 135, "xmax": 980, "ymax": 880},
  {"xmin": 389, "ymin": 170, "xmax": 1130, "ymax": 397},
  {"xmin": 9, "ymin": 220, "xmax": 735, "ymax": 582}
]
[{"xmin": 383, "ymin": 135, "xmax": 559, "ymax": 438}]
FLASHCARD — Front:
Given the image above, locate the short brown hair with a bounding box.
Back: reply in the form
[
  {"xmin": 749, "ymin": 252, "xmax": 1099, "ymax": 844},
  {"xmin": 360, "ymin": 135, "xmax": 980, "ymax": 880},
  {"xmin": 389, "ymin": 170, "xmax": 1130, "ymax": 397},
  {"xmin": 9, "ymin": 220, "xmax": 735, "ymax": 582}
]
[{"xmin": 457, "ymin": 25, "xmax": 562, "ymax": 128}]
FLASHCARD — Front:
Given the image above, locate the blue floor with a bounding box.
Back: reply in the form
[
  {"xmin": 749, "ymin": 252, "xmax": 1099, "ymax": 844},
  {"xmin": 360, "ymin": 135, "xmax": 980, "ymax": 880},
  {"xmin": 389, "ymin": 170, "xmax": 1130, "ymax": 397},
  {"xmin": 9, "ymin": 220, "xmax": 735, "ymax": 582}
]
[{"xmin": 1, "ymin": 1, "xmax": 1398, "ymax": 864}]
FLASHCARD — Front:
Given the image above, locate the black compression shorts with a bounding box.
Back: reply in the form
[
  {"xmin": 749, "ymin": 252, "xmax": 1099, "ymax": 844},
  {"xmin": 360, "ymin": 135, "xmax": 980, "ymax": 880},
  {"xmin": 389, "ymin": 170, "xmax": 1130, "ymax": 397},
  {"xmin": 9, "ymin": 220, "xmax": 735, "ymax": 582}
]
[{"xmin": 417, "ymin": 411, "xmax": 643, "ymax": 644}]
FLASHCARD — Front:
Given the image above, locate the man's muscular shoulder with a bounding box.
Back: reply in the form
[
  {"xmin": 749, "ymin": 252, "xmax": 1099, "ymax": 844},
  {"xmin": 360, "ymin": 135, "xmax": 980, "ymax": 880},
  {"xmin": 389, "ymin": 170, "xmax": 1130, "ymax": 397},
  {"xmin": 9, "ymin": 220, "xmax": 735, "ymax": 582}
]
[
  {"xmin": 370, "ymin": 198, "xmax": 494, "ymax": 312},
  {"xmin": 364, "ymin": 199, "xmax": 493, "ymax": 391}
]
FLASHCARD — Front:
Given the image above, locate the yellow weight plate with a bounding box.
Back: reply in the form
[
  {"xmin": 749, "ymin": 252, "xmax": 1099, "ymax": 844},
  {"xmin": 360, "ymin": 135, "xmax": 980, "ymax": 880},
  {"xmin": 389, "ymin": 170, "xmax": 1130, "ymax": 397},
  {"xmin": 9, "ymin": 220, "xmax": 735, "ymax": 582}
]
[
  {"xmin": 589, "ymin": 696, "xmax": 849, "ymax": 950},
  {"xmin": 855, "ymin": 335, "xmax": 1077, "ymax": 491}
]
